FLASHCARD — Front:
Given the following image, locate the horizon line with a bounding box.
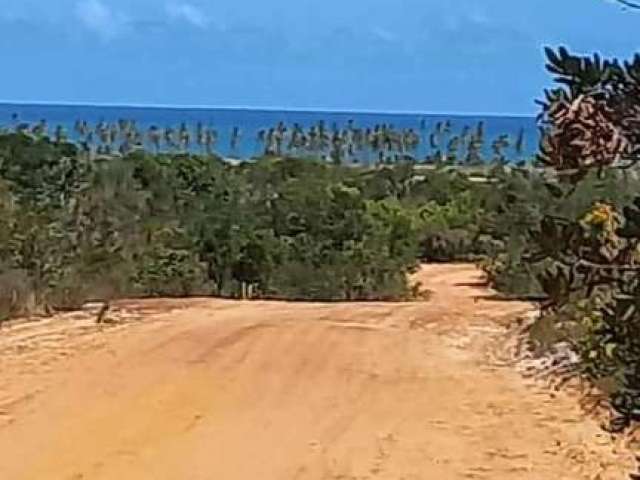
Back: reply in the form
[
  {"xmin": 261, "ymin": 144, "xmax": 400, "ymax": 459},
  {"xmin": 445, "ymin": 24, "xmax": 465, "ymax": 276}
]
[{"xmin": 0, "ymin": 100, "xmax": 537, "ymax": 119}]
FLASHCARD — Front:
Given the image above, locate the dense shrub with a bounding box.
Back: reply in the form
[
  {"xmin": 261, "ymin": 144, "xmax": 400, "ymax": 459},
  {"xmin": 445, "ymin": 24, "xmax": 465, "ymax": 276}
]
[
  {"xmin": 0, "ymin": 141, "xmax": 439, "ymax": 312},
  {"xmin": 489, "ymin": 47, "xmax": 640, "ymax": 431}
]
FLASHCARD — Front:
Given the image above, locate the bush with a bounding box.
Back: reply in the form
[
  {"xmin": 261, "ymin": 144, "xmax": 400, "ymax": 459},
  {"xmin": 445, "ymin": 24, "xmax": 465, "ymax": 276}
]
[
  {"xmin": 420, "ymin": 229, "xmax": 476, "ymax": 262},
  {"xmin": 0, "ymin": 147, "xmax": 432, "ymax": 312},
  {"xmin": 0, "ymin": 270, "xmax": 31, "ymax": 322},
  {"xmin": 499, "ymin": 47, "xmax": 640, "ymax": 431}
]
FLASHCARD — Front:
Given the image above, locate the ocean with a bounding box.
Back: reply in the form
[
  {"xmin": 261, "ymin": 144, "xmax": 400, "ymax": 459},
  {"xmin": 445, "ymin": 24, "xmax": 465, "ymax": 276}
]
[{"xmin": 0, "ymin": 103, "xmax": 539, "ymax": 162}]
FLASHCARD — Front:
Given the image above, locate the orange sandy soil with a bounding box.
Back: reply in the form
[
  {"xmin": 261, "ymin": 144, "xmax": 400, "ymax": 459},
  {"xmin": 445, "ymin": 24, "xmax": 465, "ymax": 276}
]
[{"xmin": 0, "ymin": 264, "xmax": 635, "ymax": 479}]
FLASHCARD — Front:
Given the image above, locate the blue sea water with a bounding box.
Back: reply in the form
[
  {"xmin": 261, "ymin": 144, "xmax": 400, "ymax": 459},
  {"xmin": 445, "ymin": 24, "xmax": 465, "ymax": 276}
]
[{"xmin": 0, "ymin": 103, "xmax": 539, "ymax": 162}]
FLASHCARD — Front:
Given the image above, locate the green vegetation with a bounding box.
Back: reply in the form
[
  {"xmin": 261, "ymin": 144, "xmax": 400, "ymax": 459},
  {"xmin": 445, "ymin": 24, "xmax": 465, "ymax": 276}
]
[
  {"xmin": 0, "ymin": 130, "xmax": 495, "ymax": 321},
  {"xmin": 3, "ymin": 114, "xmax": 541, "ymax": 320},
  {"xmin": 480, "ymin": 47, "xmax": 640, "ymax": 432}
]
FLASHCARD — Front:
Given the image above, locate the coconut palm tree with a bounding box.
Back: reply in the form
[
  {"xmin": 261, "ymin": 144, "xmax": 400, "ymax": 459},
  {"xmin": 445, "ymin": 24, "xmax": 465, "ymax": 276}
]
[
  {"xmin": 117, "ymin": 119, "xmax": 128, "ymax": 138},
  {"xmin": 74, "ymin": 120, "xmax": 91, "ymax": 144},
  {"xmin": 256, "ymin": 129, "xmax": 267, "ymax": 156},
  {"xmin": 476, "ymin": 121, "xmax": 485, "ymax": 140},
  {"xmin": 446, "ymin": 135, "xmax": 461, "ymax": 164},
  {"xmin": 491, "ymin": 134, "xmax": 510, "ymax": 165},
  {"xmin": 196, "ymin": 122, "xmax": 205, "ymax": 153},
  {"xmin": 273, "ymin": 128, "xmax": 284, "ymax": 157},
  {"xmin": 460, "ymin": 126, "xmax": 470, "ymax": 143},
  {"xmin": 307, "ymin": 126, "xmax": 319, "ymax": 156},
  {"xmin": 514, "ymin": 127, "xmax": 525, "ymax": 158},
  {"xmin": 330, "ymin": 130, "xmax": 344, "ymax": 165},
  {"xmin": 109, "ymin": 123, "xmax": 118, "ymax": 147},
  {"xmin": 230, "ymin": 126, "xmax": 241, "ymax": 155},
  {"xmin": 179, "ymin": 123, "xmax": 191, "ymax": 152},
  {"xmin": 428, "ymin": 123, "xmax": 447, "ymax": 163},
  {"xmin": 204, "ymin": 128, "xmax": 217, "ymax": 155},
  {"xmin": 462, "ymin": 128, "xmax": 480, "ymax": 165},
  {"xmin": 54, "ymin": 125, "xmax": 67, "ymax": 144},
  {"xmin": 147, "ymin": 126, "xmax": 162, "ymax": 153},
  {"xmin": 164, "ymin": 127, "xmax": 177, "ymax": 151}
]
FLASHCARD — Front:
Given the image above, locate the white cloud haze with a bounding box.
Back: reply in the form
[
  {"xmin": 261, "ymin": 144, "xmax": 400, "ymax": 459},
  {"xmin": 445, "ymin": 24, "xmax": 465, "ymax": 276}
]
[
  {"xmin": 166, "ymin": 2, "xmax": 209, "ymax": 29},
  {"xmin": 75, "ymin": 0, "xmax": 128, "ymax": 39}
]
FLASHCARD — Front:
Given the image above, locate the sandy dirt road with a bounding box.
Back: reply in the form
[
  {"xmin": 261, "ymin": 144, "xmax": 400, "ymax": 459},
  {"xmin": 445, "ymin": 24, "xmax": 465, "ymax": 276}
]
[{"xmin": 0, "ymin": 264, "xmax": 635, "ymax": 479}]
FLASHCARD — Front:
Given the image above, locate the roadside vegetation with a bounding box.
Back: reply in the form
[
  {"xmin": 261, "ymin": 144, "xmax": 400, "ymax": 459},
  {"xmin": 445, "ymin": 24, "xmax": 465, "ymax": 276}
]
[{"xmin": 498, "ymin": 47, "xmax": 640, "ymax": 433}]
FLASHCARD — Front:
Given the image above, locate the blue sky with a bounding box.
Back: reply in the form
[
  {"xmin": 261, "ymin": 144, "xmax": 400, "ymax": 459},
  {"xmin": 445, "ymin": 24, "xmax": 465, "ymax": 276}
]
[{"xmin": 0, "ymin": 0, "xmax": 637, "ymax": 114}]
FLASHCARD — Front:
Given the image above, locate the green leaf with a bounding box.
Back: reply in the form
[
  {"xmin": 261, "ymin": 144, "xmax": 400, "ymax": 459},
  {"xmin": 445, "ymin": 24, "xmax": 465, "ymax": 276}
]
[{"xmin": 605, "ymin": 343, "xmax": 617, "ymax": 359}]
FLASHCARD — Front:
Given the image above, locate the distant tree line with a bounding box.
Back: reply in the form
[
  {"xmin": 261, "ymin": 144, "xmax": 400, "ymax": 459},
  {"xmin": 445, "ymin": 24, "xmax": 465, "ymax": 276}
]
[{"xmin": 4, "ymin": 115, "xmax": 531, "ymax": 166}]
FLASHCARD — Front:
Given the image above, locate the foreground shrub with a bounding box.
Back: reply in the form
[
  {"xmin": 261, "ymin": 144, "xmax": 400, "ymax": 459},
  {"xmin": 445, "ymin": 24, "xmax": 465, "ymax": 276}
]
[{"xmin": 502, "ymin": 47, "xmax": 640, "ymax": 431}]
